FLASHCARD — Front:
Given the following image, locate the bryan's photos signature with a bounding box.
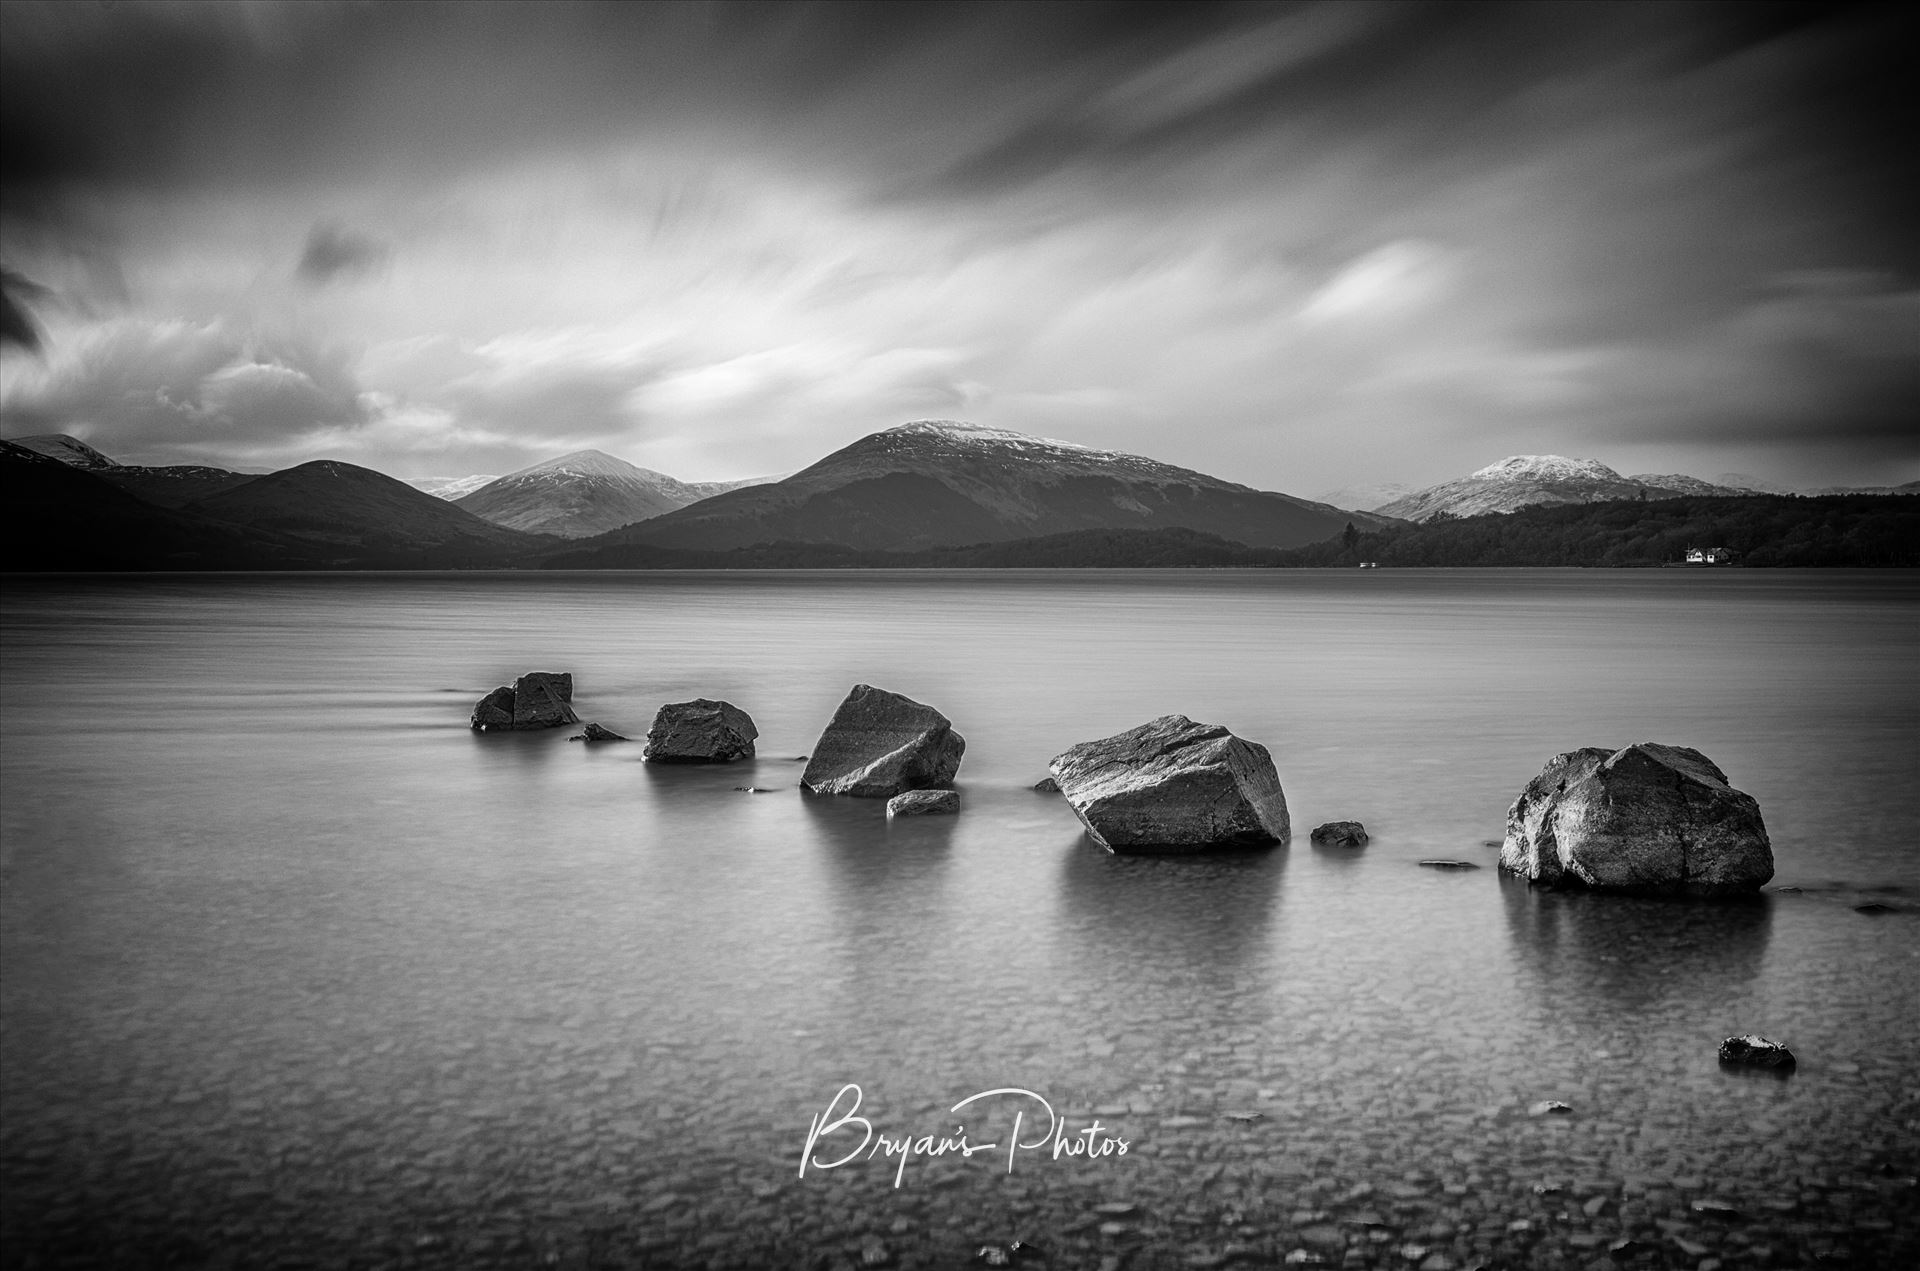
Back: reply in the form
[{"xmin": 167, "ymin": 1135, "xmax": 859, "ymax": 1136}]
[{"xmin": 800, "ymin": 1083, "xmax": 1130, "ymax": 1187}]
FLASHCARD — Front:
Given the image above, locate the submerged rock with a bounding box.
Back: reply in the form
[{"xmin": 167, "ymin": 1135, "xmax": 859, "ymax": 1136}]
[
  {"xmin": 1310, "ymin": 820, "xmax": 1368, "ymax": 847},
  {"xmin": 801, "ymin": 684, "xmax": 964, "ymax": 797},
  {"xmin": 643, "ymin": 699, "xmax": 757, "ymax": 763},
  {"xmin": 1418, "ymin": 859, "xmax": 1480, "ymax": 870},
  {"xmin": 1047, "ymin": 715, "xmax": 1289, "ymax": 853},
  {"xmin": 569, "ymin": 722, "xmax": 627, "ymax": 742},
  {"xmin": 887, "ymin": 789, "xmax": 959, "ymax": 817},
  {"xmin": 1501, "ymin": 743, "xmax": 1773, "ymax": 896},
  {"xmin": 469, "ymin": 672, "xmax": 578, "ymax": 731},
  {"xmin": 1719, "ymin": 1034, "xmax": 1795, "ymax": 1069}
]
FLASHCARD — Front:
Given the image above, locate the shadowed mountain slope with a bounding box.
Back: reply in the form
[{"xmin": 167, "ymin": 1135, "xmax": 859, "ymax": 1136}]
[{"xmin": 578, "ymin": 421, "xmax": 1394, "ymax": 553}]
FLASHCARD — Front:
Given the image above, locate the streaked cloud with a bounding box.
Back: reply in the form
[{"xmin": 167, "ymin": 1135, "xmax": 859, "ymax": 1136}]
[{"xmin": 0, "ymin": 1, "xmax": 1911, "ymax": 488}]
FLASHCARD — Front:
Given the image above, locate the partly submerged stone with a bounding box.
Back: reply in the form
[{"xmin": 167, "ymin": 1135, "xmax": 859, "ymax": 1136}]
[
  {"xmin": 1310, "ymin": 820, "xmax": 1368, "ymax": 847},
  {"xmin": 1719, "ymin": 1034, "xmax": 1795, "ymax": 1069},
  {"xmin": 1032, "ymin": 776, "xmax": 1061, "ymax": 794},
  {"xmin": 469, "ymin": 672, "xmax": 577, "ymax": 731},
  {"xmin": 887, "ymin": 789, "xmax": 959, "ymax": 818},
  {"xmin": 643, "ymin": 698, "xmax": 757, "ymax": 763},
  {"xmin": 1047, "ymin": 714, "xmax": 1289, "ymax": 853},
  {"xmin": 569, "ymin": 722, "xmax": 628, "ymax": 742},
  {"xmin": 1501, "ymin": 742, "xmax": 1773, "ymax": 896},
  {"xmin": 801, "ymin": 684, "xmax": 964, "ymax": 797}
]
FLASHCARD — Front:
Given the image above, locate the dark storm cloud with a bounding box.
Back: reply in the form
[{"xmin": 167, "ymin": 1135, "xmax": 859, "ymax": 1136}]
[
  {"xmin": 296, "ymin": 223, "xmax": 389, "ymax": 286},
  {"xmin": 2, "ymin": 1, "xmax": 1913, "ymax": 484},
  {"xmin": 0, "ymin": 270, "xmax": 51, "ymax": 351},
  {"xmin": 2, "ymin": 317, "xmax": 366, "ymax": 455}
]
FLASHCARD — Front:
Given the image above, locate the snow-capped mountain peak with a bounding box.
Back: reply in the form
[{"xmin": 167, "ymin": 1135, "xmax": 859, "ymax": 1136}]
[{"xmin": 1468, "ymin": 455, "xmax": 1624, "ymax": 482}]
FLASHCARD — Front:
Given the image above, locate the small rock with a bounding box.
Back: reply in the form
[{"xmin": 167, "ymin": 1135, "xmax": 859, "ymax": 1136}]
[
  {"xmin": 568, "ymin": 722, "xmax": 627, "ymax": 742},
  {"xmin": 1220, "ymin": 1109, "xmax": 1265, "ymax": 1123},
  {"xmin": 470, "ymin": 672, "xmax": 578, "ymax": 731},
  {"xmin": 1310, "ymin": 820, "xmax": 1368, "ymax": 847},
  {"xmin": 1717, "ymin": 1035, "xmax": 1795, "ymax": 1070},
  {"xmin": 1092, "ymin": 1202, "xmax": 1138, "ymax": 1216},
  {"xmin": 1608, "ymin": 1238, "xmax": 1654, "ymax": 1259},
  {"xmin": 1689, "ymin": 1198, "xmax": 1740, "ymax": 1217},
  {"xmin": 1033, "ymin": 776, "xmax": 1061, "ymax": 793},
  {"xmin": 1418, "ymin": 859, "xmax": 1480, "ymax": 870},
  {"xmin": 887, "ymin": 789, "xmax": 960, "ymax": 818},
  {"xmin": 643, "ymin": 698, "xmax": 758, "ymax": 763},
  {"xmin": 1527, "ymin": 1100, "xmax": 1573, "ymax": 1117}
]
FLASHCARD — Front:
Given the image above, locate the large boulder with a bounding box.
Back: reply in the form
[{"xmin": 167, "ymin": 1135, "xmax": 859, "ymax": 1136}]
[
  {"xmin": 469, "ymin": 672, "xmax": 578, "ymax": 731},
  {"xmin": 644, "ymin": 699, "xmax": 758, "ymax": 763},
  {"xmin": 801, "ymin": 684, "xmax": 965, "ymax": 797},
  {"xmin": 1500, "ymin": 743, "xmax": 1772, "ymax": 896},
  {"xmin": 1047, "ymin": 715, "xmax": 1290, "ymax": 853}
]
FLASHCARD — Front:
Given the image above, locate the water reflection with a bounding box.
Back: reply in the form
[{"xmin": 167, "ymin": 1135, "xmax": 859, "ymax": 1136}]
[
  {"xmin": 1498, "ymin": 873, "xmax": 1773, "ymax": 1011},
  {"xmin": 1054, "ymin": 840, "xmax": 1287, "ymax": 987}
]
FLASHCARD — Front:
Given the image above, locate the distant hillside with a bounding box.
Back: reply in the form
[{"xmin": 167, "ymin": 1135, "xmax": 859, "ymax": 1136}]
[
  {"xmin": 1376, "ymin": 455, "xmax": 1724, "ymax": 521},
  {"xmin": 454, "ymin": 449, "xmax": 774, "ymax": 537},
  {"xmin": 187, "ymin": 460, "xmax": 549, "ymax": 563},
  {"xmin": 545, "ymin": 525, "xmax": 1294, "ymax": 569},
  {"xmin": 577, "ymin": 420, "xmax": 1393, "ymax": 555},
  {"xmin": 0, "ymin": 441, "xmax": 305, "ymax": 569},
  {"xmin": 1272, "ymin": 494, "xmax": 1919, "ymax": 568},
  {"xmin": 7, "ymin": 433, "xmax": 119, "ymax": 470},
  {"xmin": 97, "ymin": 465, "xmax": 260, "ymax": 508},
  {"xmin": 406, "ymin": 474, "xmax": 498, "ymax": 500}
]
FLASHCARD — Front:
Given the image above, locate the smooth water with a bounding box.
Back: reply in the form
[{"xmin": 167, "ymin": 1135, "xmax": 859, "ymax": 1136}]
[{"xmin": 2, "ymin": 570, "xmax": 1916, "ymax": 1270}]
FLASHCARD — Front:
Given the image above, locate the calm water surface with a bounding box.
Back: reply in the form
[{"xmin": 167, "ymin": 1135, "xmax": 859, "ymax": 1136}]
[{"xmin": 2, "ymin": 570, "xmax": 1916, "ymax": 1269}]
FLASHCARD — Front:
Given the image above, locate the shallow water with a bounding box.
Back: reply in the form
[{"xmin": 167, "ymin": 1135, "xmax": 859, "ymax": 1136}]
[{"xmin": 2, "ymin": 569, "xmax": 1916, "ymax": 1269}]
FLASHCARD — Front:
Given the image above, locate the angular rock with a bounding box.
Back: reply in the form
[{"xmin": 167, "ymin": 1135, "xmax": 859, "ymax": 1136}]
[
  {"xmin": 887, "ymin": 789, "xmax": 959, "ymax": 817},
  {"xmin": 1047, "ymin": 715, "xmax": 1289, "ymax": 853},
  {"xmin": 643, "ymin": 698, "xmax": 757, "ymax": 763},
  {"xmin": 1718, "ymin": 1034, "xmax": 1795, "ymax": 1069},
  {"xmin": 1310, "ymin": 820, "xmax": 1368, "ymax": 847},
  {"xmin": 469, "ymin": 672, "xmax": 577, "ymax": 731},
  {"xmin": 1032, "ymin": 776, "xmax": 1061, "ymax": 794},
  {"xmin": 1501, "ymin": 743, "xmax": 1772, "ymax": 896},
  {"xmin": 800, "ymin": 684, "xmax": 964, "ymax": 797},
  {"xmin": 569, "ymin": 722, "xmax": 627, "ymax": 742}
]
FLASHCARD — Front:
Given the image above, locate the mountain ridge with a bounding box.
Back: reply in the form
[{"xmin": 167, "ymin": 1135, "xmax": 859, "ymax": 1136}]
[
  {"xmin": 453, "ymin": 448, "xmax": 774, "ymax": 538},
  {"xmin": 583, "ymin": 419, "xmax": 1395, "ymax": 553}
]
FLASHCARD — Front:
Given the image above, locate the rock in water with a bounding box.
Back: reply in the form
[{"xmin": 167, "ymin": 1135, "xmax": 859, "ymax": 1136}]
[
  {"xmin": 1032, "ymin": 776, "xmax": 1061, "ymax": 794},
  {"xmin": 469, "ymin": 672, "xmax": 578, "ymax": 731},
  {"xmin": 888, "ymin": 789, "xmax": 959, "ymax": 817},
  {"xmin": 569, "ymin": 722, "xmax": 628, "ymax": 742},
  {"xmin": 1047, "ymin": 715, "xmax": 1289, "ymax": 853},
  {"xmin": 643, "ymin": 699, "xmax": 758, "ymax": 763},
  {"xmin": 1501, "ymin": 743, "xmax": 1772, "ymax": 896},
  {"xmin": 1718, "ymin": 1034, "xmax": 1795, "ymax": 1069},
  {"xmin": 801, "ymin": 684, "xmax": 965, "ymax": 797},
  {"xmin": 1310, "ymin": 820, "xmax": 1368, "ymax": 847}
]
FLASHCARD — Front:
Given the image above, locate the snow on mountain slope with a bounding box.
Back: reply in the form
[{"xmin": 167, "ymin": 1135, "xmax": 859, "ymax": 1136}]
[{"xmin": 453, "ymin": 450, "xmax": 775, "ymax": 538}]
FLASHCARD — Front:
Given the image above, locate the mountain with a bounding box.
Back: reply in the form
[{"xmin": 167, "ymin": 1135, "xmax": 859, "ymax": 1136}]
[
  {"xmin": 1315, "ymin": 482, "xmax": 1416, "ymax": 513},
  {"xmin": 1718, "ymin": 472, "xmax": 1799, "ymax": 495},
  {"xmin": 96, "ymin": 465, "xmax": 260, "ymax": 508},
  {"xmin": 1377, "ymin": 455, "xmax": 1701, "ymax": 522},
  {"xmin": 575, "ymin": 420, "xmax": 1394, "ymax": 554},
  {"xmin": 454, "ymin": 450, "xmax": 774, "ymax": 538},
  {"xmin": 188, "ymin": 460, "xmax": 546, "ymax": 561},
  {"xmin": 1273, "ymin": 492, "xmax": 1918, "ymax": 568},
  {"xmin": 406, "ymin": 474, "xmax": 498, "ymax": 500},
  {"xmin": 1626, "ymin": 473, "xmax": 1748, "ymax": 498},
  {"xmin": 9, "ymin": 433, "xmax": 120, "ymax": 469},
  {"xmin": 0, "ymin": 440, "xmax": 304, "ymax": 569}
]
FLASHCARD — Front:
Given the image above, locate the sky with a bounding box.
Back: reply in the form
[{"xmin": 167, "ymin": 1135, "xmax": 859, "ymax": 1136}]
[{"xmin": 1, "ymin": 0, "xmax": 1914, "ymax": 492}]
